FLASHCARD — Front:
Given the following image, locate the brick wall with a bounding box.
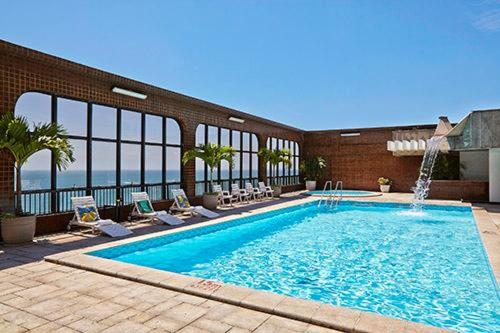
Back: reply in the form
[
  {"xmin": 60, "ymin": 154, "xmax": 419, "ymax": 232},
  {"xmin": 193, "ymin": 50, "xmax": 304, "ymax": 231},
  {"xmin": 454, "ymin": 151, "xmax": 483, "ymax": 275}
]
[
  {"xmin": 0, "ymin": 40, "xmax": 304, "ymax": 215},
  {"xmin": 304, "ymin": 126, "xmax": 435, "ymax": 192},
  {"xmin": 429, "ymin": 180, "xmax": 488, "ymax": 201}
]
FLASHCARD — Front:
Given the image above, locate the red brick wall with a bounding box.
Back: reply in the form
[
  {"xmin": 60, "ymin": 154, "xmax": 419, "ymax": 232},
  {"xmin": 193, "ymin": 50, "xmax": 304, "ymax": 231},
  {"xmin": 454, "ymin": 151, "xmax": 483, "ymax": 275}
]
[
  {"xmin": 0, "ymin": 40, "xmax": 303, "ymax": 214},
  {"xmin": 303, "ymin": 127, "xmax": 434, "ymax": 192},
  {"xmin": 429, "ymin": 180, "xmax": 488, "ymax": 201}
]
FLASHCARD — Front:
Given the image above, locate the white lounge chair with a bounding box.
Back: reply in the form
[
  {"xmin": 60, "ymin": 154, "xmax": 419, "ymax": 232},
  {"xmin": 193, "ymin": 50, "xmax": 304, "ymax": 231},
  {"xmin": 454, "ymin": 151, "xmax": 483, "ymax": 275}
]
[
  {"xmin": 130, "ymin": 192, "xmax": 184, "ymax": 226},
  {"xmin": 259, "ymin": 182, "xmax": 274, "ymax": 199},
  {"xmin": 245, "ymin": 182, "xmax": 263, "ymax": 201},
  {"xmin": 213, "ymin": 184, "xmax": 237, "ymax": 207},
  {"xmin": 231, "ymin": 183, "xmax": 250, "ymax": 203},
  {"xmin": 170, "ymin": 189, "xmax": 220, "ymax": 218},
  {"xmin": 69, "ymin": 196, "xmax": 132, "ymax": 237}
]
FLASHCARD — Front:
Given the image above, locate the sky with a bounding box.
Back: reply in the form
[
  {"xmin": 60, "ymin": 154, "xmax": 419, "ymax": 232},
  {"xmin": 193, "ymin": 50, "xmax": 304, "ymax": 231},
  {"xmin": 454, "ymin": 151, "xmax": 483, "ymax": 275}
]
[{"xmin": 1, "ymin": 0, "xmax": 500, "ymax": 130}]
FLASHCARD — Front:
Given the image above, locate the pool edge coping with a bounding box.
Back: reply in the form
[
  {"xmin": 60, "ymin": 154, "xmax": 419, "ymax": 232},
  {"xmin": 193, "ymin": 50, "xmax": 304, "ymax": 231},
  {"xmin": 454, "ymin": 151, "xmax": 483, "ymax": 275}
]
[{"xmin": 43, "ymin": 196, "xmax": 462, "ymax": 333}]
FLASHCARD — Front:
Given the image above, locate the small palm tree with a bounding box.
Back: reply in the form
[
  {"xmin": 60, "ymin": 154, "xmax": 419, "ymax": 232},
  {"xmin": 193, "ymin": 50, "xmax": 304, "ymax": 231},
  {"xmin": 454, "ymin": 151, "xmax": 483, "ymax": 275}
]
[
  {"xmin": 182, "ymin": 143, "xmax": 236, "ymax": 193},
  {"xmin": 0, "ymin": 113, "xmax": 75, "ymax": 215},
  {"xmin": 258, "ymin": 148, "xmax": 292, "ymax": 186},
  {"xmin": 300, "ymin": 156, "xmax": 326, "ymax": 181}
]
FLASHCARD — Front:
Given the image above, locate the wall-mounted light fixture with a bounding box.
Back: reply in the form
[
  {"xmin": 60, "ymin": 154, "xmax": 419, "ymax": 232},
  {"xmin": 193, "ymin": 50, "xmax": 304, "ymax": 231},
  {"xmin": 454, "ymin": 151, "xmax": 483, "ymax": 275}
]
[
  {"xmin": 228, "ymin": 116, "xmax": 245, "ymax": 124},
  {"xmin": 112, "ymin": 87, "xmax": 147, "ymax": 100},
  {"xmin": 340, "ymin": 132, "xmax": 361, "ymax": 137}
]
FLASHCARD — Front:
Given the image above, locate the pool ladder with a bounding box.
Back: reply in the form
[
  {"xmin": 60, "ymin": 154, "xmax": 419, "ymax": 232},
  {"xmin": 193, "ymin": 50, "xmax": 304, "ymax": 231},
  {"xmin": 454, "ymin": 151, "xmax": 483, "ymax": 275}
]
[{"xmin": 318, "ymin": 180, "xmax": 343, "ymax": 208}]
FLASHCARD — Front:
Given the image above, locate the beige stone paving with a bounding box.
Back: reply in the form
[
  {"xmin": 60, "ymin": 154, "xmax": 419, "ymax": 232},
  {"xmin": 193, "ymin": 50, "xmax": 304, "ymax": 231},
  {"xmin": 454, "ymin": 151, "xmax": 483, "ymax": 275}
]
[{"xmin": 1, "ymin": 191, "xmax": 497, "ymax": 332}]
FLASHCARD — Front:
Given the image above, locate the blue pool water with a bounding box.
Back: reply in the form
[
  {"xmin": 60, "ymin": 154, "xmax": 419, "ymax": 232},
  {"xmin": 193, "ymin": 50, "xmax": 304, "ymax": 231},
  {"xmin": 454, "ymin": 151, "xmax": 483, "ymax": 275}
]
[
  {"xmin": 91, "ymin": 201, "xmax": 499, "ymax": 332},
  {"xmin": 306, "ymin": 190, "xmax": 379, "ymax": 197}
]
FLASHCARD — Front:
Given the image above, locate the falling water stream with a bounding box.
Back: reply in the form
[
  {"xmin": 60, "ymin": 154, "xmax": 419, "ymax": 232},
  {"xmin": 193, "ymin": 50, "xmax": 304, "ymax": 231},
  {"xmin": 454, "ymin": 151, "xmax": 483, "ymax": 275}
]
[{"xmin": 411, "ymin": 136, "xmax": 444, "ymax": 211}]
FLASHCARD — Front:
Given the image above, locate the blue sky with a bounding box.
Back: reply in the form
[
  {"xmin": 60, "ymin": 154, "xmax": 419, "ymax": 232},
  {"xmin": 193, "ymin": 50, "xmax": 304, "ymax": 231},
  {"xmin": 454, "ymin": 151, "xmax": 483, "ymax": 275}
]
[{"xmin": 2, "ymin": 0, "xmax": 500, "ymax": 130}]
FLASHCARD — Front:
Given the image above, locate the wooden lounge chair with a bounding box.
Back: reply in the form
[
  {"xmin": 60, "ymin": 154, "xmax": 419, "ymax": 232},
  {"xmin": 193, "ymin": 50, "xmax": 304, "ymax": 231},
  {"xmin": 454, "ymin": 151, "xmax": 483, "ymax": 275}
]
[
  {"xmin": 231, "ymin": 183, "xmax": 250, "ymax": 203},
  {"xmin": 130, "ymin": 192, "xmax": 184, "ymax": 226},
  {"xmin": 245, "ymin": 182, "xmax": 263, "ymax": 201},
  {"xmin": 213, "ymin": 184, "xmax": 237, "ymax": 207},
  {"xmin": 69, "ymin": 196, "xmax": 132, "ymax": 237},
  {"xmin": 259, "ymin": 182, "xmax": 274, "ymax": 198},
  {"xmin": 170, "ymin": 189, "xmax": 220, "ymax": 218}
]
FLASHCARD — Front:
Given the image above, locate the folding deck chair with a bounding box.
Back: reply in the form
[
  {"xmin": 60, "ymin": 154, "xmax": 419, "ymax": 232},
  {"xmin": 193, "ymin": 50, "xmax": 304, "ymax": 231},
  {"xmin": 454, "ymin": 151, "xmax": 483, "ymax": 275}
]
[
  {"xmin": 130, "ymin": 192, "xmax": 184, "ymax": 226},
  {"xmin": 213, "ymin": 184, "xmax": 238, "ymax": 207},
  {"xmin": 170, "ymin": 189, "xmax": 220, "ymax": 218},
  {"xmin": 259, "ymin": 182, "xmax": 275, "ymax": 198},
  {"xmin": 231, "ymin": 183, "xmax": 251, "ymax": 203},
  {"xmin": 245, "ymin": 182, "xmax": 263, "ymax": 201},
  {"xmin": 69, "ymin": 196, "xmax": 132, "ymax": 237}
]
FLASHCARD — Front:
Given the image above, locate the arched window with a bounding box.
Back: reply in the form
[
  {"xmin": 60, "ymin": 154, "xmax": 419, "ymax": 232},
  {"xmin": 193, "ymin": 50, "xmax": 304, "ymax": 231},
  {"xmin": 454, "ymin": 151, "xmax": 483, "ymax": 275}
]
[
  {"xmin": 195, "ymin": 124, "xmax": 259, "ymax": 195},
  {"xmin": 266, "ymin": 137, "xmax": 301, "ymax": 185},
  {"xmin": 14, "ymin": 92, "xmax": 183, "ymax": 214}
]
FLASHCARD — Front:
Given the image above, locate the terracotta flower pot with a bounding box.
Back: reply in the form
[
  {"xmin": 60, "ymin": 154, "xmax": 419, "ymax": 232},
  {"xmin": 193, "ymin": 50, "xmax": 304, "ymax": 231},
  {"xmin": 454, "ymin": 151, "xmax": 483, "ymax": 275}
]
[
  {"xmin": 1, "ymin": 215, "xmax": 36, "ymax": 244},
  {"xmin": 203, "ymin": 193, "xmax": 219, "ymax": 210}
]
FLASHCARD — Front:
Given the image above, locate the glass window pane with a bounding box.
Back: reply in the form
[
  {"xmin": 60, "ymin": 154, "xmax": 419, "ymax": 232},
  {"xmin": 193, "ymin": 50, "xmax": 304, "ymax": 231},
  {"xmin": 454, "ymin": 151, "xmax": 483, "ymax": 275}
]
[
  {"xmin": 58, "ymin": 98, "xmax": 87, "ymax": 136},
  {"xmin": 208, "ymin": 126, "xmax": 218, "ymax": 144},
  {"xmin": 295, "ymin": 142, "xmax": 299, "ymax": 156},
  {"xmin": 93, "ymin": 105, "xmax": 116, "ymax": 139},
  {"xmin": 122, "ymin": 110, "xmax": 141, "ymax": 141},
  {"xmin": 251, "ymin": 134, "xmax": 259, "ymax": 152},
  {"xmin": 15, "ymin": 92, "xmax": 51, "ymax": 130},
  {"xmin": 266, "ymin": 138, "xmax": 270, "ymax": 149},
  {"xmin": 232, "ymin": 131, "xmax": 240, "ymax": 150},
  {"xmin": 58, "ymin": 139, "xmax": 86, "ymax": 188},
  {"xmin": 221, "ymin": 128, "xmax": 230, "ymax": 146},
  {"xmin": 252, "ymin": 153, "xmax": 259, "ymax": 178},
  {"xmin": 166, "ymin": 118, "xmax": 181, "ymax": 145},
  {"xmin": 145, "ymin": 145, "xmax": 162, "ymax": 183},
  {"xmin": 294, "ymin": 157, "xmax": 299, "ymax": 175},
  {"xmin": 92, "ymin": 141, "xmax": 116, "ymax": 186},
  {"xmin": 166, "ymin": 147, "xmax": 181, "ymax": 182},
  {"xmin": 242, "ymin": 133, "xmax": 250, "ymax": 151},
  {"xmin": 145, "ymin": 114, "xmax": 162, "ymax": 143},
  {"xmin": 242, "ymin": 153, "xmax": 250, "ymax": 178},
  {"xmin": 196, "ymin": 124, "xmax": 205, "ymax": 146},
  {"xmin": 221, "ymin": 160, "xmax": 230, "ymax": 180},
  {"xmin": 121, "ymin": 143, "xmax": 141, "ymax": 185},
  {"xmin": 232, "ymin": 153, "xmax": 240, "ymax": 179},
  {"xmin": 195, "ymin": 158, "xmax": 205, "ymax": 181},
  {"xmin": 272, "ymin": 138, "xmax": 277, "ymax": 150},
  {"xmin": 22, "ymin": 150, "xmax": 51, "ymax": 190}
]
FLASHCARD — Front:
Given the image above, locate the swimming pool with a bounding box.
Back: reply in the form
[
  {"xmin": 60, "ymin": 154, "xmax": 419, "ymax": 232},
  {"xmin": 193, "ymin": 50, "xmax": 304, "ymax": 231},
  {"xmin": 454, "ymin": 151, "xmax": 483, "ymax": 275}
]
[
  {"xmin": 90, "ymin": 201, "xmax": 499, "ymax": 332},
  {"xmin": 306, "ymin": 190, "xmax": 380, "ymax": 197}
]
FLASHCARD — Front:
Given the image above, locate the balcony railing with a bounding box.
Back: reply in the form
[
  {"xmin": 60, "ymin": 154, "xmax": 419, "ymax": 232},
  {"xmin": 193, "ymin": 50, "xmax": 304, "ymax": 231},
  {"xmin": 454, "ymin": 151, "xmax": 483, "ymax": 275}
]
[{"xmin": 17, "ymin": 182, "xmax": 181, "ymax": 215}]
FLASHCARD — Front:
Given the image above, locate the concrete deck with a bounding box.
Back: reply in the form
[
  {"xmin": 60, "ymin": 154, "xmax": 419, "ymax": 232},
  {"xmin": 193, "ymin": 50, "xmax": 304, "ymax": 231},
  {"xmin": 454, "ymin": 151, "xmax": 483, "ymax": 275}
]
[{"xmin": 1, "ymin": 192, "xmax": 498, "ymax": 333}]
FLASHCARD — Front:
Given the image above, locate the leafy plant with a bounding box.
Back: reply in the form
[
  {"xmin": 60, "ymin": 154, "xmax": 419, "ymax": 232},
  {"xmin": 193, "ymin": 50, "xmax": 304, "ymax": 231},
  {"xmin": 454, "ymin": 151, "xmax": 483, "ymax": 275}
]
[
  {"xmin": 182, "ymin": 143, "xmax": 235, "ymax": 194},
  {"xmin": 377, "ymin": 177, "xmax": 392, "ymax": 186},
  {"xmin": 300, "ymin": 156, "xmax": 326, "ymax": 181},
  {"xmin": 257, "ymin": 148, "xmax": 292, "ymax": 186},
  {"xmin": 432, "ymin": 153, "xmax": 464, "ymax": 180},
  {"xmin": 0, "ymin": 112, "xmax": 74, "ymax": 215}
]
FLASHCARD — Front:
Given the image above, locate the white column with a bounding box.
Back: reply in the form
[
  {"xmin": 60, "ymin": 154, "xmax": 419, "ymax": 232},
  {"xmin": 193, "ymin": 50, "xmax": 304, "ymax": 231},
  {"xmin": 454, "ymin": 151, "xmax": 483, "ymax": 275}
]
[{"xmin": 489, "ymin": 148, "xmax": 500, "ymax": 203}]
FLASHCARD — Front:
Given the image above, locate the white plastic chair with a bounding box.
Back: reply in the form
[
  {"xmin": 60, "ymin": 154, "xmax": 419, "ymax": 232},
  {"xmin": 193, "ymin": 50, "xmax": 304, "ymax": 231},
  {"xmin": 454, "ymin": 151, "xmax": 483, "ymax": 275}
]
[
  {"xmin": 170, "ymin": 189, "xmax": 220, "ymax": 218},
  {"xmin": 231, "ymin": 183, "xmax": 250, "ymax": 203},
  {"xmin": 130, "ymin": 192, "xmax": 184, "ymax": 225}
]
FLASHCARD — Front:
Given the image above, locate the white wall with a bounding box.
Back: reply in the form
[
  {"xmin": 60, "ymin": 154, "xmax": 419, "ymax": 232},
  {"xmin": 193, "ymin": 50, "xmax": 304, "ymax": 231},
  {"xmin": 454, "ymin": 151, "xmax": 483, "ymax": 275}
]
[
  {"xmin": 490, "ymin": 148, "xmax": 500, "ymax": 203},
  {"xmin": 460, "ymin": 150, "xmax": 489, "ymax": 181}
]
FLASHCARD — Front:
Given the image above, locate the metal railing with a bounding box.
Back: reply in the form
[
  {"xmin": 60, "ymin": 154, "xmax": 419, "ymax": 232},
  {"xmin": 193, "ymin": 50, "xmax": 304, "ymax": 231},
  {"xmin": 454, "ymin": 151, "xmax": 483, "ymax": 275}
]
[{"xmin": 17, "ymin": 182, "xmax": 182, "ymax": 215}]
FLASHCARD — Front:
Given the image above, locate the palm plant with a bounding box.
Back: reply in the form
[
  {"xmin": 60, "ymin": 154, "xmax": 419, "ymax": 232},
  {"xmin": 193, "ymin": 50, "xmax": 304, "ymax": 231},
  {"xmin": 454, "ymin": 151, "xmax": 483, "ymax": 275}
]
[
  {"xmin": 0, "ymin": 113, "xmax": 74, "ymax": 215},
  {"xmin": 257, "ymin": 148, "xmax": 292, "ymax": 186},
  {"xmin": 182, "ymin": 143, "xmax": 236, "ymax": 193},
  {"xmin": 300, "ymin": 156, "xmax": 326, "ymax": 181}
]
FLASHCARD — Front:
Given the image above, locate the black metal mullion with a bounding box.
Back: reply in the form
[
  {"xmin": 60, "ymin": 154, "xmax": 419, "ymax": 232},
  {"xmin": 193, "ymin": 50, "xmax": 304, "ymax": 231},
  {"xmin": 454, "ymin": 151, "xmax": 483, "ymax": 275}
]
[
  {"xmin": 239, "ymin": 132, "xmax": 243, "ymax": 187},
  {"xmin": 86, "ymin": 103, "xmax": 92, "ymax": 195},
  {"xmin": 140, "ymin": 113, "xmax": 146, "ymax": 191},
  {"xmin": 50, "ymin": 95, "xmax": 57, "ymax": 213},
  {"xmin": 162, "ymin": 117, "xmax": 167, "ymax": 200},
  {"xmin": 116, "ymin": 108, "xmax": 122, "ymax": 204},
  {"xmin": 249, "ymin": 133, "xmax": 252, "ymax": 183},
  {"xmin": 228, "ymin": 129, "xmax": 233, "ymax": 187},
  {"xmin": 203, "ymin": 124, "xmax": 208, "ymax": 193},
  {"xmin": 217, "ymin": 127, "xmax": 221, "ymax": 185}
]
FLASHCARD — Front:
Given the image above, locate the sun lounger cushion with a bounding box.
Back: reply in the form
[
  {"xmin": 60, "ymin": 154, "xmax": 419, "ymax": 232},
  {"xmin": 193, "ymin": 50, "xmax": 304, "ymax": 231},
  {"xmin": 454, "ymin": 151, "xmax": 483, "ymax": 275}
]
[
  {"xmin": 175, "ymin": 193, "xmax": 191, "ymax": 208},
  {"xmin": 97, "ymin": 220, "xmax": 133, "ymax": 237},
  {"xmin": 137, "ymin": 200, "xmax": 153, "ymax": 214},
  {"xmin": 193, "ymin": 206, "xmax": 220, "ymax": 218},
  {"xmin": 77, "ymin": 205, "xmax": 100, "ymax": 222},
  {"xmin": 156, "ymin": 211, "xmax": 184, "ymax": 225}
]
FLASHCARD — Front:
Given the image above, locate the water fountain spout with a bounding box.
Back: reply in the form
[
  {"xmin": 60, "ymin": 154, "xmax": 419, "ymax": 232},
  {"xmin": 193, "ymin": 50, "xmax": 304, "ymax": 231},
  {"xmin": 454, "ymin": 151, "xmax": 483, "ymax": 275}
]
[{"xmin": 411, "ymin": 117, "xmax": 452, "ymax": 211}]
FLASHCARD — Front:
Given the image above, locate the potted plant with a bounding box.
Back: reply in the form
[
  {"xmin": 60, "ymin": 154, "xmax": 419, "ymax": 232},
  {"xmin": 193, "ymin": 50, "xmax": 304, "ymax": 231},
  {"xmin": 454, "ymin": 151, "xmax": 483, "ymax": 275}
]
[
  {"xmin": 257, "ymin": 148, "xmax": 292, "ymax": 197},
  {"xmin": 378, "ymin": 177, "xmax": 392, "ymax": 193},
  {"xmin": 183, "ymin": 143, "xmax": 235, "ymax": 209},
  {"xmin": 0, "ymin": 113, "xmax": 74, "ymax": 244},
  {"xmin": 300, "ymin": 156, "xmax": 326, "ymax": 191}
]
